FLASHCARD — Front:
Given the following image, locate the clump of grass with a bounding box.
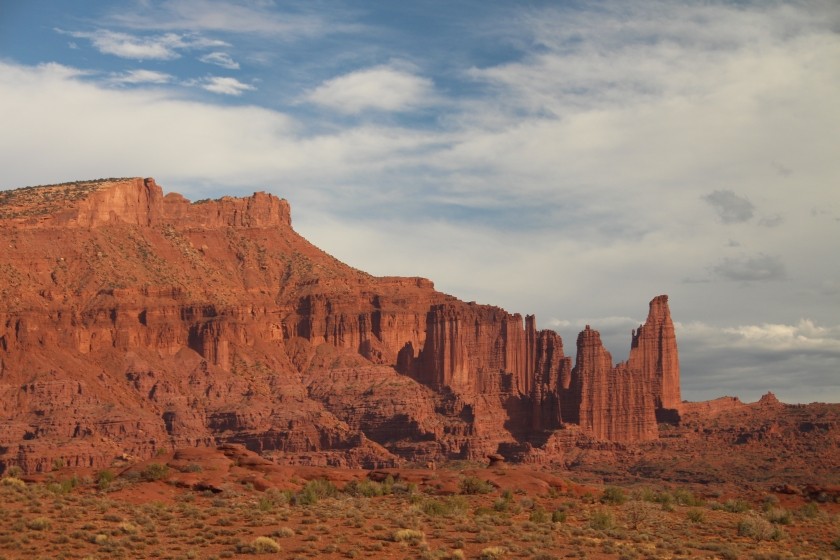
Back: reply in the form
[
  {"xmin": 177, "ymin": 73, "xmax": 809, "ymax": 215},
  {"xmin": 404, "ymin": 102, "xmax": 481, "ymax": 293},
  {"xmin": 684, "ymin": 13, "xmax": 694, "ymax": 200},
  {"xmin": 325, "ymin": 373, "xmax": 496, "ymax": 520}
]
[
  {"xmin": 601, "ymin": 486, "xmax": 627, "ymax": 505},
  {"xmin": 460, "ymin": 476, "xmax": 494, "ymax": 495},
  {"xmin": 551, "ymin": 509, "xmax": 567, "ymax": 523},
  {"xmin": 251, "ymin": 536, "xmax": 281, "ymax": 553}
]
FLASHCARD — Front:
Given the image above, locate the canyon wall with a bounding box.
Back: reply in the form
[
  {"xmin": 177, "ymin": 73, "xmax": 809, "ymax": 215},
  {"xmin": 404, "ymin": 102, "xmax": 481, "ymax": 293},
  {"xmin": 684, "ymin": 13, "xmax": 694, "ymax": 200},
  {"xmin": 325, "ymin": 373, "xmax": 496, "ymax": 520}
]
[{"xmin": 0, "ymin": 178, "xmax": 681, "ymax": 473}]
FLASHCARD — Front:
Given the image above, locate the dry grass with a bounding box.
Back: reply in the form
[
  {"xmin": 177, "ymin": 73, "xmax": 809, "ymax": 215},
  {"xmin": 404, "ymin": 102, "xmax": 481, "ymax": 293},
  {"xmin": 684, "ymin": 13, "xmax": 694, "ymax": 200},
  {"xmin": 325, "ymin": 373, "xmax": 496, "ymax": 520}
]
[{"xmin": 0, "ymin": 465, "xmax": 837, "ymax": 560}]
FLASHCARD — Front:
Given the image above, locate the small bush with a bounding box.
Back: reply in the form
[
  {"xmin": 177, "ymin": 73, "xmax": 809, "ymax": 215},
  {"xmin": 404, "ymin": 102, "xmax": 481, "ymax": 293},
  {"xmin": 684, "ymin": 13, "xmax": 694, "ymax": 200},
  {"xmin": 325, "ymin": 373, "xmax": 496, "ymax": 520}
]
[
  {"xmin": 530, "ymin": 507, "xmax": 549, "ymax": 523},
  {"xmin": 27, "ymin": 517, "xmax": 50, "ymax": 531},
  {"xmin": 590, "ymin": 509, "xmax": 614, "ymax": 530},
  {"xmin": 141, "ymin": 463, "xmax": 170, "ymax": 482},
  {"xmin": 723, "ymin": 499, "xmax": 749, "ymax": 513},
  {"xmin": 272, "ymin": 527, "xmax": 295, "ymax": 538},
  {"xmin": 479, "ymin": 546, "xmax": 507, "ymax": 560},
  {"xmin": 3, "ymin": 465, "xmax": 23, "ymax": 478},
  {"xmin": 738, "ymin": 513, "xmax": 784, "ymax": 541},
  {"xmin": 601, "ymin": 486, "xmax": 627, "ymax": 505},
  {"xmin": 251, "ymin": 536, "xmax": 281, "ymax": 553},
  {"xmin": 460, "ymin": 476, "xmax": 494, "ymax": 495},
  {"xmin": 294, "ymin": 479, "xmax": 337, "ymax": 505},
  {"xmin": 799, "ymin": 502, "xmax": 819, "ymax": 518},
  {"xmin": 421, "ymin": 496, "xmax": 468, "ymax": 517},
  {"xmin": 1, "ymin": 476, "xmax": 26, "ymax": 489},
  {"xmin": 551, "ymin": 509, "xmax": 567, "ymax": 523},
  {"xmin": 345, "ymin": 479, "xmax": 385, "ymax": 497},
  {"xmin": 96, "ymin": 469, "xmax": 115, "ymax": 490},
  {"xmin": 764, "ymin": 507, "xmax": 792, "ymax": 525},
  {"xmin": 686, "ymin": 509, "xmax": 705, "ymax": 523},
  {"xmin": 673, "ymin": 488, "xmax": 703, "ymax": 506},
  {"xmin": 392, "ymin": 529, "xmax": 424, "ymax": 544}
]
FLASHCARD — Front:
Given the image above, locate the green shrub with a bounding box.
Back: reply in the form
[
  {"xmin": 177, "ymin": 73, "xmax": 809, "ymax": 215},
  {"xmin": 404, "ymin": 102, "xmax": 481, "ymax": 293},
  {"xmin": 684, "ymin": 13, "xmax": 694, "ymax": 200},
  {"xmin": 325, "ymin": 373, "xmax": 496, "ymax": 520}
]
[
  {"xmin": 601, "ymin": 486, "xmax": 627, "ymax": 505},
  {"xmin": 529, "ymin": 506, "xmax": 549, "ymax": 523},
  {"xmin": 723, "ymin": 499, "xmax": 749, "ymax": 513},
  {"xmin": 141, "ymin": 463, "xmax": 170, "ymax": 482},
  {"xmin": 686, "ymin": 509, "xmax": 705, "ymax": 523},
  {"xmin": 589, "ymin": 509, "xmax": 614, "ymax": 530},
  {"xmin": 551, "ymin": 509, "xmax": 567, "ymax": 523},
  {"xmin": 799, "ymin": 502, "xmax": 819, "ymax": 518},
  {"xmin": 345, "ymin": 479, "xmax": 386, "ymax": 497},
  {"xmin": 460, "ymin": 476, "xmax": 494, "ymax": 495},
  {"xmin": 96, "ymin": 469, "xmax": 115, "ymax": 490},
  {"xmin": 673, "ymin": 488, "xmax": 703, "ymax": 506},
  {"xmin": 294, "ymin": 479, "xmax": 337, "ymax": 505}
]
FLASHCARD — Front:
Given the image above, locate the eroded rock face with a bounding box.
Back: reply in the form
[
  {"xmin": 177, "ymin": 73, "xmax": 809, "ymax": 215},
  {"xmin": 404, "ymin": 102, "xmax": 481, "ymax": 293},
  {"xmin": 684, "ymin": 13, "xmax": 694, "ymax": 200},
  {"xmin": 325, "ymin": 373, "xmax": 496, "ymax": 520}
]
[{"xmin": 0, "ymin": 177, "xmax": 682, "ymax": 473}]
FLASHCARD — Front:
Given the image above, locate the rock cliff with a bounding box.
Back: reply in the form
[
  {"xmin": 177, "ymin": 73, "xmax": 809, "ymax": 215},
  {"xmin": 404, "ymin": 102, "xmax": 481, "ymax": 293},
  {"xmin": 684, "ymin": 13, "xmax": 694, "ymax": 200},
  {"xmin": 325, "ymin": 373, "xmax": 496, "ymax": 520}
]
[{"xmin": 0, "ymin": 178, "xmax": 682, "ymax": 473}]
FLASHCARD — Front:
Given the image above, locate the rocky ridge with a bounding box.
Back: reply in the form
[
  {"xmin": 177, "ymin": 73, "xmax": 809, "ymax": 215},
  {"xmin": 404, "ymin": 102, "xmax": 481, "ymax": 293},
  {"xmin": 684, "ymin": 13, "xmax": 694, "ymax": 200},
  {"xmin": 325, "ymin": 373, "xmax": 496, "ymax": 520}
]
[{"xmin": 0, "ymin": 178, "xmax": 682, "ymax": 473}]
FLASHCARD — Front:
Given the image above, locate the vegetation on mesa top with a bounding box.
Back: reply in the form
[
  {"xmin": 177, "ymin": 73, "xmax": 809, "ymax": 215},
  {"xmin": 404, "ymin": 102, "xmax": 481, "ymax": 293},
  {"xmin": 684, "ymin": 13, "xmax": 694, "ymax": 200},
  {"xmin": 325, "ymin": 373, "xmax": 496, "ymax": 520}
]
[{"xmin": 0, "ymin": 178, "xmax": 135, "ymax": 220}]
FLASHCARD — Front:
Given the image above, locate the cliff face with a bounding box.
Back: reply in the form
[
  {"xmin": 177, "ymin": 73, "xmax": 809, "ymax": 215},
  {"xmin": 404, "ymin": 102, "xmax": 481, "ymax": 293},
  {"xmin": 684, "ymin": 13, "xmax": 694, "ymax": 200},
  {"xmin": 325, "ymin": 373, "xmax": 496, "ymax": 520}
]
[{"xmin": 0, "ymin": 177, "xmax": 681, "ymax": 473}]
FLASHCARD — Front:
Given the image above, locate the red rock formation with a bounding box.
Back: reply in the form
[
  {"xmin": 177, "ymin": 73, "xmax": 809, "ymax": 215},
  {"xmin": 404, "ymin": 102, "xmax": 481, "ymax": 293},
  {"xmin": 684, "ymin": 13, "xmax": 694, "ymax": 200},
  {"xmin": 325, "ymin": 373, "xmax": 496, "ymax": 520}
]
[
  {"xmin": 567, "ymin": 326, "xmax": 658, "ymax": 442},
  {"xmin": 0, "ymin": 177, "xmax": 682, "ymax": 473},
  {"xmin": 627, "ymin": 295, "xmax": 681, "ymax": 415}
]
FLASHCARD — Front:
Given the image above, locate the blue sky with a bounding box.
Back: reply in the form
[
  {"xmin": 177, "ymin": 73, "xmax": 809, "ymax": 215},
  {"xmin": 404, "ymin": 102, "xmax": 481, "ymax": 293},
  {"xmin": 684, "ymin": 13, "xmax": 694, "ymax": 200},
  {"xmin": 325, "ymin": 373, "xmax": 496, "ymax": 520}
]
[{"xmin": 1, "ymin": 0, "xmax": 839, "ymax": 403}]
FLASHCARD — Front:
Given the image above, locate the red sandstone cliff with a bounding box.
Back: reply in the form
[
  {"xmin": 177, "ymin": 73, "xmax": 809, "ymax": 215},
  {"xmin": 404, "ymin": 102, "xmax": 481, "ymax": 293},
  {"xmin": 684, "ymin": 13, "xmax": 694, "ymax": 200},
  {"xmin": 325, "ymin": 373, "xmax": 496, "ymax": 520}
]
[{"xmin": 0, "ymin": 178, "xmax": 682, "ymax": 473}]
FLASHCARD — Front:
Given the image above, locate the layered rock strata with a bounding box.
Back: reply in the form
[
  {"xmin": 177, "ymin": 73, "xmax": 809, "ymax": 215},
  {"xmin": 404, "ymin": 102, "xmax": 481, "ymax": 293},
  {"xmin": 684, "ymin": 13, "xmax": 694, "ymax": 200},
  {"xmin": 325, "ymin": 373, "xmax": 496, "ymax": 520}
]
[{"xmin": 0, "ymin": 178, "xmax": 681, "ymax": 473}]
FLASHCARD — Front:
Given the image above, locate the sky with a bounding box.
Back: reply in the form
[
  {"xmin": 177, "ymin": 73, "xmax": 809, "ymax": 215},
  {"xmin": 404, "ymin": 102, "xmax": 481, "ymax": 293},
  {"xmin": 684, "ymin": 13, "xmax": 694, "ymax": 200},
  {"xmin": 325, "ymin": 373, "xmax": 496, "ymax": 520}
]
[{"xmin": 1, "ymin": 0, "xmax": 838, "ymax": 404}]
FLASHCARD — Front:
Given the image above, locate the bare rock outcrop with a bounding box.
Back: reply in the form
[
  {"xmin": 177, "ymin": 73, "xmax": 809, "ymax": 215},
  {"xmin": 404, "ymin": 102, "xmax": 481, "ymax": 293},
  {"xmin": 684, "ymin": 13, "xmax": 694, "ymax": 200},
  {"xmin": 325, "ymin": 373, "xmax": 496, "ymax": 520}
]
[{"xmin": 0, "ymin": 177, "xmax": 683, "ymax": 473}]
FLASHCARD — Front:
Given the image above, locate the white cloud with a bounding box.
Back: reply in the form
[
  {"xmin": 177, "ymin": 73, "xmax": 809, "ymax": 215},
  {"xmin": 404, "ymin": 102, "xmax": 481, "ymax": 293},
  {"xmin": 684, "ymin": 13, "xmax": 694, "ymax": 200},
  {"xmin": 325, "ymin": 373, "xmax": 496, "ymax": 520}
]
[
  {"xmin": 307, "ymin": 65, "xmax": 435, "ymax": 113},
  {"xmin": 59, "ymin": 28, "xmax": 228, "ymax": 60},
  {"xmin": 108, "ymin": 0, "xmax": 337, "ymax": 38},
  {"xmin": 677, "ymin": 319, "xmax": 840, "ymax": 403},
  {"xmin": 199, "ymin": 52, "xmax": 239, "ymax": 70},
  {"xmin": 198, "ymin": 76, "xmax": 255, "ymax": 96},
  {"xmin": 110, "ymin": 69, "xmax": 173, "ymax": 84}
]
